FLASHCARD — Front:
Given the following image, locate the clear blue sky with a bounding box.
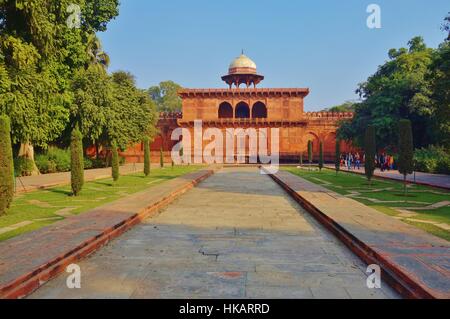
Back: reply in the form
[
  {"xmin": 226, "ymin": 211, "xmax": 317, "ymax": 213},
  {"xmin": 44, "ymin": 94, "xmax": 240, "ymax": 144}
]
[{"xmin": 98, "ymin": 0, "xmax": 449, "ymax": 111}]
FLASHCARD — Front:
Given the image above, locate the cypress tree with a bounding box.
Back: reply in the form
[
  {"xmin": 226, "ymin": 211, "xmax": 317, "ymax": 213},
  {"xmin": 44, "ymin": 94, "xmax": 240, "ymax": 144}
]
[
  {"xmin": 364, "ymin": 125, "xmax": 376, "ymax": 184},
  {"xmin": 70, "ymin": 127, "xmax": 84, "ymax": 196},
  {"xmin": 0, "ymin": 115, "xmax": 14, "ymax": 215},
  {"xmin": 335, "ymin": 139, "xmax": 341, "ymax": 176},
  {"xmin": 160, "ymin": 147, "xmax": 164, "ymax": 168},
  {"xmin": 398, "ymin": 119, "xmax": 414, "ymax": 196},
  {"xmin": 319, "ymin": 141, "xmax": 324, "ymax": 171},
  {"xmin": 299, "ymin": 153, "xmax": 303, "ymax": 166},
  {"xmin": 308, "ymin": 140, "xmax": 313, "ymax": 165},
  {"xmin": 143, "ymin": 137, "xmax": 150, "ymax": 176},
  {"xmin": 112, "ymin": 142, "xmax": 119, "ymax": 182}
]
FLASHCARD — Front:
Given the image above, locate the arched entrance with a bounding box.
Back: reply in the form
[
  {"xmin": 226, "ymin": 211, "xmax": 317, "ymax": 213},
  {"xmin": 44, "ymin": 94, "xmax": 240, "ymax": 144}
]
[
  {"xmin": 218, "ymin": 102, "xmax": 233, "ymax": 119},
  {"xmin": 235, "ymin": 102, "xmax": 250, "ymax": 118},
  {"xmin": 252, "ymin": 102, "xmax": 267, "ymax": 118}
]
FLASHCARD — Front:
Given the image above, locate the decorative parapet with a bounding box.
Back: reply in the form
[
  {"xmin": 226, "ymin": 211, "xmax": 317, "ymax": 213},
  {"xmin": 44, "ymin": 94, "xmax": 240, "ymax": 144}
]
[
  {"xmin": 304, "ymin": 112, "xmax": 354, "ymax": 119},
  {"xmin": 178, "ymin": 88, "xmax": 310, "ymax": 98}
]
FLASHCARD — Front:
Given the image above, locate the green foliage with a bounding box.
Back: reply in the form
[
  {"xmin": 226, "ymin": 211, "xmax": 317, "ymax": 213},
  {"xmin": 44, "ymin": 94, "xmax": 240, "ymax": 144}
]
[
  {"xmin": 14, "ymin": 157, "xmax": 35, "ymax": 177},
  {"xmin": 105, "ymin": 71, "xmax": 158, "ymax": 150},
  {"xmin": 143, "ymin": 137, "xmax": 150, "ymax": 176},
  {"xmin": 308, "ymin": 140, "xmax": 313, "ymax": 164},
  {"xmin": 398, "ymin": 119, "xmax": 414, "ymax": 177},
  {"xmin": 160, "ymin": 147, "xmax": 164, "ymax": 168},
  {"xmin": 414, "ymin": 145, "xmax": 450, "ymax": 174},
  {"xmin": 322, "ymin": 101, "xmax": 357, "ymax": 113},
  {"xmin": 111, "ymin": 142, "xmax": 119, "ymax": 182},
  {"xmin": 0, "ymin": 115, "xmax": 14, "ymax": 215},
  {"xmin": 148, "ymin": 81, "xmax": 182, "ymax": 112},
  {"xmin": 70, "ymin": 127, "xmax": 84, "ymax": 196},
  {"xmin": 319, "ymin": 141, "xmax": 324, "ymax": 171},
  {"xmin": 338, "ymin": 35, "xmax": 449, "ymax": 150},
  {"xmin": 335, "ymin": 139, "xmax": 341, "ymax": 174},
  {"xmin": 35, "ymin": 147, "xmax": 73, "ymax": 174},
  {"xmin": 364, "ymin": 125, "xmax": 376, "ymax": 182}
]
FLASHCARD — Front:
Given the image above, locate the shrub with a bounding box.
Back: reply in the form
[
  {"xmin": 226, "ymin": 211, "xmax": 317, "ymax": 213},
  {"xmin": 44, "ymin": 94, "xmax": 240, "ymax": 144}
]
[
  {"xmin": 143, "ymin": 137, "xmax": 150, "ymax": 176},
  {"xmin": 319, "ymin": 141, "xmax": 324, "ymax": 171},
  {"xmin": 364, "ymin": 125, "xmax": 376, "ymax": 183},
  {"xmin": 70, "ymin": 127, "xmax": 84, "ymax": 196},
  {"xmin": 436, "ymin": 157, "xmax": 450, "ymax": 175},
  {"xmin": 414, "ymin": 145, "xmax": 449, "ymax": 174},
  {"xmin": 35, "ymin": 154, "xmax": 57, "ymax": 174},
  {"xmin": 14, "ymin": 157, "xmax": 35, "ymax": 177},
  {"xmin": 35, "ymin": 147, "xmax": 71, "ymax": 174},
  {"xmin": 0, "ymin": 115, "xmax": 14, "ymax": 216},
  {"xmin": 111, "ymin": 143, "xmax": 119, "ymax": 182},
  {"xmin": 83, "ymin": 157, "xmax": 93, "ymax": 170}
]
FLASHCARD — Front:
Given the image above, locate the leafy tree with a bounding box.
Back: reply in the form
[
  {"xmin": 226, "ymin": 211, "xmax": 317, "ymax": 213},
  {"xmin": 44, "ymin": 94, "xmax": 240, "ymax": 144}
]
[
  {"xmin": 364, "ymin": 125, "xmax": 376, "ymax": 184},
  {"xmin": 148, "ymin": 81, "xmax": 182, "ymax": 112},
  {"xmin": 143, "ymin": 137, "xmax": 150, "ymax": 176},
  {"xmin": 338, "ymin": 37, "xmax": 436, "ymax": 150},
  {"xmin": 398, "ymin": 120, "xmax": 414, "ymax": 196},
  {"xmin": 160, "ymin": 147, "xmax": 164, "ymax": 168},
  {"xmin": 322, "ymin": 101, "xmax": 357, "ymax": 113},
  {"xmin": 307, "ymin": 140, "xmax": 313, "ymax": 165},
  {"xmin": 111, "ymin": 142, "xmax": 119, "ymax": 182},
  {"xmin": 105, "ymin": 71, "xmax": 158, "ymax": 150},
  {"xmin": 335, "ymin": 139, "xmax": 341, "ymax": 175},
  {"xmin": 70, "ymin": 127, "xmax": 84, "ymax": 196},
  {"xmin": 318, "ymin": 141, "xmax": 324, "ymax": 171},
  {"xmin": 0, "ymin": 115, "xmax": 14, "ymax": 215},
  {"xmin": 0, "ymin": 0, "xmax": 119, "ymax": 170}
]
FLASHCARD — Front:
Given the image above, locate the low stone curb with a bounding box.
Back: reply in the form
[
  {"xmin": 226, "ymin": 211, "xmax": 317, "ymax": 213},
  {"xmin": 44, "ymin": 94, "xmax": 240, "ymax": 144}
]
[
  {"xmin": 0, "ymin": 169, "xmax": 215, "ymax": 299},
  {"xmin": 263, "ymin": 167, "xmax": 449, "ymax": 299}
]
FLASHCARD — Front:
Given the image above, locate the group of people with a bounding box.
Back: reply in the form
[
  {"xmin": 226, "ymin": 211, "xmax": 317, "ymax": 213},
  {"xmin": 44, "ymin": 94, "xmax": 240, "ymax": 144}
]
[
  {"xmin": 376, "ymin": 153, "xmax": 395, "ymax": 171},
  {"xmin": 339, "ymin": 152, "xmax": 395, "ymax": 171},
  {"xmin": 340, "ymin": 153, "xmax": 362, "ymax": 170}
]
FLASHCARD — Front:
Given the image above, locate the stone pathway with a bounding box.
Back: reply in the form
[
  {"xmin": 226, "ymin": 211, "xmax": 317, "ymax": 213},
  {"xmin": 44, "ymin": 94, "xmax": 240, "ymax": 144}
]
[
  {"xmin": 29, "ymin": 168, "xmax": 397, "ymax": 299},
  {"xmin": 14, "ymin": 163, "xmax": 146, "ymax": 194},
  {"xmin": 268, "ymin": 170, "xmax": 450, "ymax": 298},
  {"xmin": 325, "ymin": 165, "xmax": 450, "ymax": 189}
]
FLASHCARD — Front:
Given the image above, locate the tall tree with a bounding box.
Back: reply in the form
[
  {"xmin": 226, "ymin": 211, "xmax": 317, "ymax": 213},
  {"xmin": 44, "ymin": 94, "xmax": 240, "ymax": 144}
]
[
  {"xmin": 0, "ymin": 115, "xmax": 14, "ymax": 215},
  {"xmin": 338, "ymin": 37, "xmax": 436, "ymax": 150},
  {"xmin": 308, "ymin": 140, "xmax": 313, "ymax": 165},
  {"xmin": 111, "ymin": 141, "xmax": 119, "ymax": 182},
  {"xmin": 143, "ymin": 137, "xmax": 150, "ymax": 176},
  {"xmin": 70, "ymin": 126, "xmax": 84, "ymax": 196},
  {"xmin": 335, "ymin": 139, "xmax": 341, "ymax": 176},
  {"xmin": 148, "ymin": 81, "xmax": 182, "ymax": 112},
  {"xmin": 364, "ymin": 125, "xmax": 376, "ymax": 184},
  {"xmin": 318, "ymin": 141, "xmax": 324, "ymax": 171},
  {"xmin": 398, "ymin": 120, "xmax": 414, "ymax": 196}
]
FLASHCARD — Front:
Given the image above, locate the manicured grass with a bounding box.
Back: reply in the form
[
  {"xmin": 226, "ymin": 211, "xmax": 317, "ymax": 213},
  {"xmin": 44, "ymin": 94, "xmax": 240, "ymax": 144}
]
[
  {"xmin": 0, "ymin": 166, "xmax": 203, "ymax": 242},
  {"xmin": 282, "ymin": 167, "xmax": 450, "ymax": 241}
]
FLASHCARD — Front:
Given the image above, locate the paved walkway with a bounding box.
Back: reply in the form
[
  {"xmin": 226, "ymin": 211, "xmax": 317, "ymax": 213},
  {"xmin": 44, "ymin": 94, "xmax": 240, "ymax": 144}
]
[
  {"xmin": 29, "ymin": 168, "xmax": 397, "ymax": 299},
  {"xmin": 14, "ymin": 163, "xmax": 146, "ymax": 194},
  {"xmin": 0, "ymin": 169, "xmax": 213, "ymax": 298},
  {"xmin": 325, "ymin": 165, "xmax": 450, "ymax": 189},
  {"xmin": 269, "ymin": 170, "xmax": 450, "ymax": 298}
]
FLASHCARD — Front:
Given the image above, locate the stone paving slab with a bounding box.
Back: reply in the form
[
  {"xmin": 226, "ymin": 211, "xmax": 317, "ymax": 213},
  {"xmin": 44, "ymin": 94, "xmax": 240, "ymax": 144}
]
[
  {"xmin": 0, "ymin": 169, "xmax": 214, "ymax": 299},
  {"xmin": 269, "ymin": 170, "xmax": 450, "ymax": 299}
]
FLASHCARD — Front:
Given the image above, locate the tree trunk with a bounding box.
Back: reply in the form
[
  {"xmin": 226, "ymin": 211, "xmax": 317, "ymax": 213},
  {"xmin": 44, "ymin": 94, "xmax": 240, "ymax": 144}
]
[{"xmin": 18, "ymin": 142, "xmax": 40, "ymax": 176}]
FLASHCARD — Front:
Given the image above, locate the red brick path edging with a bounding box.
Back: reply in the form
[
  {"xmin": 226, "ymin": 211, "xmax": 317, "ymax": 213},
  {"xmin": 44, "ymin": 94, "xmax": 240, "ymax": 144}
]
[
  {"xmin": 0, "ymin": 169, "xmax": 214, "ymax": 299},
  {"xmin": 263, "ymin": 167, "xmax": 448, "ymax": 299}
]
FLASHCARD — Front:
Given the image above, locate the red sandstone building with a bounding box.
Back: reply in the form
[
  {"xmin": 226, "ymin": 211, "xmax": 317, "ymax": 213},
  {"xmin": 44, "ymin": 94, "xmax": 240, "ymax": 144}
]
[{"xmin": 121, "ymin": 54, "xmax": 353, "ymax": 163}]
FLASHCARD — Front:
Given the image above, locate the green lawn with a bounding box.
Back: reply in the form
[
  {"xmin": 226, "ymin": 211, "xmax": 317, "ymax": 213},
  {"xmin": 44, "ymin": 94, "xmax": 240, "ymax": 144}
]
[
  {"xmin": 282, "ymin": 166, "xmax": 450, "ymax": 241},
  {"xmin": 0, "ymin": 166, "xmax": 203, "ymax": 242}
]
